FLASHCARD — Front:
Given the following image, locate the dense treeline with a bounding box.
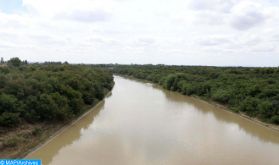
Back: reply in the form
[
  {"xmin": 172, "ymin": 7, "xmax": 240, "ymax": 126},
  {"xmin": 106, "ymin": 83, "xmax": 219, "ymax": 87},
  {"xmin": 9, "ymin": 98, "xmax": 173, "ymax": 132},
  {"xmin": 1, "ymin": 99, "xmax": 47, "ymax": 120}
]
[
  {"xmin": 112, "ymin": 65, "xmax": 279, "ymax": 125},
  {"xmin": 0, "ymin": 58, "xmax": 114, "ymax": 128}
]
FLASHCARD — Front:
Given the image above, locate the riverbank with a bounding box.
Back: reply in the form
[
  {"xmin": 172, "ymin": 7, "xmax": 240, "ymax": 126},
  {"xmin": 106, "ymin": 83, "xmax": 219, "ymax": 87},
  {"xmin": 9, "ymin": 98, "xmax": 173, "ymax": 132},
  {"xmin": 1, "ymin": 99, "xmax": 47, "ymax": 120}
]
[
  {"xmin": 0, "ymin": 122, "xmax": 64, "ymax": 158},
  {"xmin": 119, "ymin": 74, "xmax": 279, "ymax": 133},
  {"xmin": 0, "ymin": 92, "xmax": 112, "ymax": 158},
  {"xmin": 194, "ymin": 96, "xmax": 279, "ymax": 132}
]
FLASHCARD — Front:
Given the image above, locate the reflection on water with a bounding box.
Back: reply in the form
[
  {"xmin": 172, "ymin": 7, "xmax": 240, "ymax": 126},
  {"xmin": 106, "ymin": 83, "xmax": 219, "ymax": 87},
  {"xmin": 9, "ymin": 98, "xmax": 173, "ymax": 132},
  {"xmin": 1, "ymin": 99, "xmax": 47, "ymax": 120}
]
[
  {"xmin": 162, "ymin": 90, "xmax": 279, "ymax": 145},
  {"xmin": 27, "ymin": 76, "xmax": 279, "ymax": 165},
  {"xmin": 26, "ymin": 102, "xmax": 104, "ymax": 164}
]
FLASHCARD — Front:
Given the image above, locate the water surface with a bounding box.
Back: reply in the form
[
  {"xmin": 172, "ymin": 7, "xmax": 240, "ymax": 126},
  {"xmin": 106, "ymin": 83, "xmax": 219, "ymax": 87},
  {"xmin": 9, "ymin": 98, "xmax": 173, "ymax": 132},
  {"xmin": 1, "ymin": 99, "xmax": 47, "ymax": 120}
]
[{"xmin": 27, "ymin": 76, "xmax": 279, "ymax": 165}]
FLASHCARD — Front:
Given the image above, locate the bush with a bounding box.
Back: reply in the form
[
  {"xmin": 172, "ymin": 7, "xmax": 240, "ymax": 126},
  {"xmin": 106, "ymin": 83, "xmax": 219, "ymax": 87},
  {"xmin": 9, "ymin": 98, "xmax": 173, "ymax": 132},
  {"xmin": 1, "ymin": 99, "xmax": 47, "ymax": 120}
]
[
  {"xmin": 271, "ymin": 116, "xmax": 279, "ymax": 124},
  {"xmin": 3, "ymin": 137, "xmax": 23, "ymax": 148},
  {"xmin": 0, "ymin": 60, "xmax": 114, "ymax": 127},
  {"xmin": 0, "ymin": 112, "xmax": 20, "ymax": 127},
  {"xmin": 32, "ymin": 128, "xmax": 42, "ymax": 136},
  {"xmin": 212, "ymin": 89, "xmax": 232, "ymax": 104},
  {"xmin": 0, "ymin": 94, "xmax": 19, "ymax": 114}
]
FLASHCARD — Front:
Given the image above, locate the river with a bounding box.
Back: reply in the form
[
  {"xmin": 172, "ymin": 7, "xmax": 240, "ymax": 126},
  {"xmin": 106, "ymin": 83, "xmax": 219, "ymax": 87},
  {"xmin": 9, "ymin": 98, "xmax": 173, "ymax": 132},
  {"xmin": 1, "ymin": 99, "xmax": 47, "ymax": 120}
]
[{"xmin": 27, "ymin": 76, "xmax": 279, "ymax": 165}]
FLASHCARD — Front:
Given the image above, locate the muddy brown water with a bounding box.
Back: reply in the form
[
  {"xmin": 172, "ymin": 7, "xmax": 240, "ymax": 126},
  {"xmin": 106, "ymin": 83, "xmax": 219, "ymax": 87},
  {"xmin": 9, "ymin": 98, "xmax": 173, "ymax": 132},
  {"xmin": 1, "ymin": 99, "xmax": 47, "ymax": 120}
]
[{"xmin": 27, "ymin": 76, "xmax": 279, "ymax": 165}]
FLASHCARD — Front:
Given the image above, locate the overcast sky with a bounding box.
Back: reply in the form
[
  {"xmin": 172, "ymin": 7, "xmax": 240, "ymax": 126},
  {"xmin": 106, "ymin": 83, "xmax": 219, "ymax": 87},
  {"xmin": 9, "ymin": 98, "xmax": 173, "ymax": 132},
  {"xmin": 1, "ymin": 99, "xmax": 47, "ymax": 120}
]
[{"xmin": 0, "ymin": 0, "xmax": 279, "ymax": 66}]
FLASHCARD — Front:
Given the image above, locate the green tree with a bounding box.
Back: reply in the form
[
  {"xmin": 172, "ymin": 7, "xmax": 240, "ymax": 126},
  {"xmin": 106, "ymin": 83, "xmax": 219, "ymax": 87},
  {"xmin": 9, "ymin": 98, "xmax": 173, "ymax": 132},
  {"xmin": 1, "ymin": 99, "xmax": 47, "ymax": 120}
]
[
  {"xmin": 0, "ymin": 94, "xmax": 19, "ymax": 114},
  {"xmin": 0, "ymin": 63, "xmax": 113, "ymax": 127},
  {"xmin": 7, "ymin": 57, "xmax": 22, "ymax": 67}
]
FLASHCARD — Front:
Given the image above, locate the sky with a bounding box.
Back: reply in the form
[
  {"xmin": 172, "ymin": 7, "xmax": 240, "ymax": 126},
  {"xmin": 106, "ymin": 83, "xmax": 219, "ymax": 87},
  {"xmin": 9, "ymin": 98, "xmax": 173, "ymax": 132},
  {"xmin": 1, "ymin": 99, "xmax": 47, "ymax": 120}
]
[{"xmin": 0, "ymin": 0, "xmax": 279, "ymax": 66}]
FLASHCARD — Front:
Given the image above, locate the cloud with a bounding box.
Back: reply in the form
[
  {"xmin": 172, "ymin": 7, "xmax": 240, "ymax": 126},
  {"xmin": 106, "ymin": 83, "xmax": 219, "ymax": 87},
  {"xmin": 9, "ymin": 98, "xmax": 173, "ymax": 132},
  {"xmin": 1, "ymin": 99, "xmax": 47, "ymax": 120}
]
[
  {"xmin": 0, "ymin": 0, "xmax": 278, "ymax": 66},
  {"xmin": 56, "ymin": 10, "xmax": 111, "ymax": 23},
  {"xmin": 189, "ymin": 0, "xmax": 235, "ymax": 13},
  {"xmin": 0, "ymin": 0, "xmax": 24, "ymax": 13},
  {"xmin": 193, "ymin": 11, "xmax": 225, "ymax": 25},
  {"xmin": 189, "ymin": 1, "xmax": 270, "ymax": 31},
  {"xmin": 134, "ymin": 38, "xmax": 156, "ymax": 47},
  {"xmin": 231, "ymin": 11, "xmax": 266, "ymax": 30},
  {"xmin": 22, "ymin": 0, "xmax": 115, "ymax": 17},
  {"xmin": 230, "ymin": 2, "xmax": 267, "ymax": 30},
  {"xmin": 198, "ymin": 36, "xmax": 232, "ymax": 47}
]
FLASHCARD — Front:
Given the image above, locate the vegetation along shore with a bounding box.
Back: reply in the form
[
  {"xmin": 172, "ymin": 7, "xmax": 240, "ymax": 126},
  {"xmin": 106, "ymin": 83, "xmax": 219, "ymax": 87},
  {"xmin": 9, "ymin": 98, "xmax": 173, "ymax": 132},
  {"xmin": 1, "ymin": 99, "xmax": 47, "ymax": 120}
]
[
  {"xmin": 110, "ymin": 64, "xmax": 279, "ymax": 126},
  {"xmin": 0, "ymin": 58, "xmax": 114, "ymax": 158}
]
